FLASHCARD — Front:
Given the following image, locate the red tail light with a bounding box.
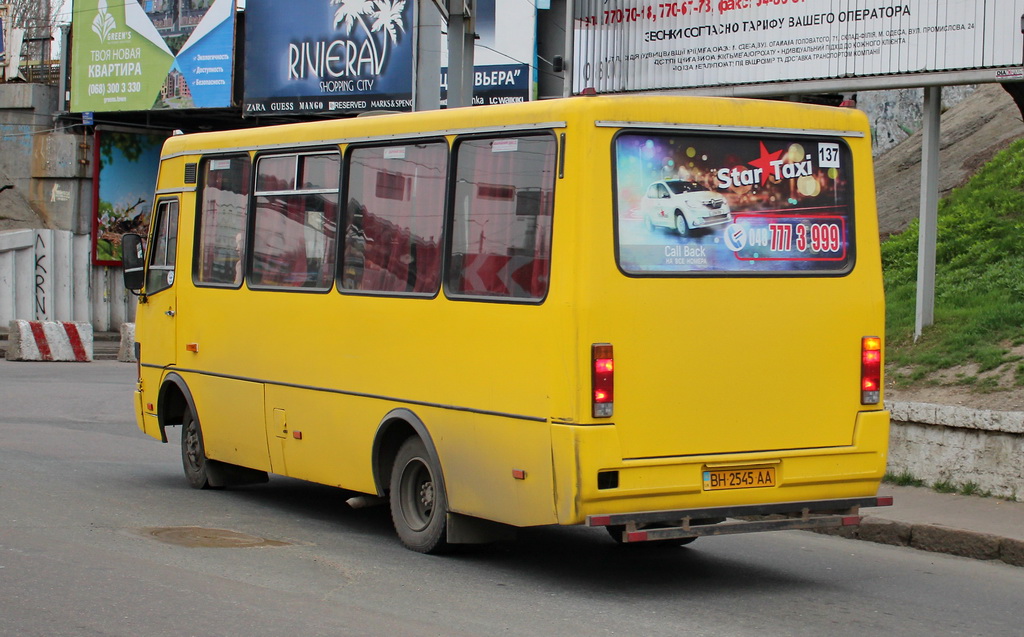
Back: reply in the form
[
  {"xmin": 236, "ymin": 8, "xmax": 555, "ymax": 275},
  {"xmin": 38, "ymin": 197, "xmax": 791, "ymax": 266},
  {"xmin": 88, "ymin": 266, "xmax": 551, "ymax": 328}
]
[
  {"xmin": 592, "ymin": 343, "xmax": 614, "ymax": 418},
  {"xmin": 861, "ymin": 336, "xmax": 881, "ymax": 404}
]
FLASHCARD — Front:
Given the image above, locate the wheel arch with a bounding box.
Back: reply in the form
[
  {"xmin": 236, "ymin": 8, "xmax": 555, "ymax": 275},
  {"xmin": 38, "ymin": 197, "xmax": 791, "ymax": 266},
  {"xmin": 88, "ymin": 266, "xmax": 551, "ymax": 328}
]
[
  {"xmin": 156, "ymin": 372, "xmax": 198, "ymax": 444},
  {"xmin": 371, "ymin": 408, "xmax": 446, "ymax": 499}
]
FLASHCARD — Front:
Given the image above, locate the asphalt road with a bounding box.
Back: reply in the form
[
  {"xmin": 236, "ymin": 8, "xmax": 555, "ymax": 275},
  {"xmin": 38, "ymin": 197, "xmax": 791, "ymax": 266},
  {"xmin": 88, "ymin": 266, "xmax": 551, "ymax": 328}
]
[{"xmin": 2, "ymin": 360, "xmax": 1023, "ymax": 637}]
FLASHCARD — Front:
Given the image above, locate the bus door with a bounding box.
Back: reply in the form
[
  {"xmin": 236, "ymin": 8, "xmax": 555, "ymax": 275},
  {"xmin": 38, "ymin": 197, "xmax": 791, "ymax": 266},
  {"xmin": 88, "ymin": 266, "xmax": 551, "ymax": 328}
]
[{"xmin": 138, "ymin": 198, "xmax": 180, "ymax": 376}]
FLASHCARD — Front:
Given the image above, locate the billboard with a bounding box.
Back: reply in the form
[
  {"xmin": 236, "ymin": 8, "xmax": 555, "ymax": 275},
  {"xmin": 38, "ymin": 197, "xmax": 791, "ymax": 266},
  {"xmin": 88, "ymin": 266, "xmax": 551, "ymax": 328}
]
[
  {"xmin": 92, "ymin": 131, "xmax": 165, "ymax": 265},
  {"xmin": 70, "ymin": 0, "xmax": 235, "ymax": 112},
  {"xmin": 573, "ymin": 0, "xmax": 1024, "ymax": 94},
  {"xmin": 440, "ymin": 0, "xmax": 535, "ymax": 106},
  {"xmin": 244, "ymin": 0, "xmax": 415, "ymax": 115}
]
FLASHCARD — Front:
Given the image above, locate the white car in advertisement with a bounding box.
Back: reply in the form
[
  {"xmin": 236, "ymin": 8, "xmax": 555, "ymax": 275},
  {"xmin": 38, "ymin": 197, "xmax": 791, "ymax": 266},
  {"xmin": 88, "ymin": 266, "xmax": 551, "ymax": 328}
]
[{"xmin": 641, "ymin": 180, "xmax": 732, "ymax": 236}]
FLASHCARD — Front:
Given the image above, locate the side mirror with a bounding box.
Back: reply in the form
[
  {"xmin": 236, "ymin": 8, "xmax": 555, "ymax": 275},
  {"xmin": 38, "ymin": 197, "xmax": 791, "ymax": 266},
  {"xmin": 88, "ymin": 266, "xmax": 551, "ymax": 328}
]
[{"xmin": 122, "ymin": 233, "xmax": 146, "ymax": 292}]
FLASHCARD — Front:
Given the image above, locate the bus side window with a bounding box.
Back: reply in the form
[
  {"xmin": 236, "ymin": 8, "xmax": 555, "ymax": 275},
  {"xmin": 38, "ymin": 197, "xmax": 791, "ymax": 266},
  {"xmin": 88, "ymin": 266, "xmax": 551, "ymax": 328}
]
[
  {"xmin": 195, "ymin": 156, "xmax": 251, "ymax": 287},
  {"xmin": 447, "ymin": 135, "xmax": 556, "ymax": 300},
  {"xmin": 251, "ymin": 152, "xmax": 339, "ymax": 290},
  {"xmin": 146, "ymin": 199, "xmax": 179, "ymax": 295},
  {"xmin": 342, "ymin": 142, "xmax": 446, "ymax": 294}
]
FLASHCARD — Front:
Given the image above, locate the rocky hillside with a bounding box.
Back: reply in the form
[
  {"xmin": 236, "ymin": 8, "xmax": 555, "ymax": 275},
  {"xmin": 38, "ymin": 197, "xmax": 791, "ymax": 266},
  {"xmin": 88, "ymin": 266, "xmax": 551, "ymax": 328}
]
[
  {"xmin": 867, "ymin": 84, "xmax": 1024, "ymax": 237},
  {"xmin": 859, "ymin": 86, "xmax": 975, "ymax": 156}
]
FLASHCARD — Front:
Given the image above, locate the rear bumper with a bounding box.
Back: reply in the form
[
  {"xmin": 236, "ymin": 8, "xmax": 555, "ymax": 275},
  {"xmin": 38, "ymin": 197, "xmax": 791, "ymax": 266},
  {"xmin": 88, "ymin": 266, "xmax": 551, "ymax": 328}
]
[
  {"xmin": 589, "ymin": 496, "xmax": 894, "ymax": 543},
  {"xmin": 550, "ymin": 409, "xmax": 891, "ymax": 526}
]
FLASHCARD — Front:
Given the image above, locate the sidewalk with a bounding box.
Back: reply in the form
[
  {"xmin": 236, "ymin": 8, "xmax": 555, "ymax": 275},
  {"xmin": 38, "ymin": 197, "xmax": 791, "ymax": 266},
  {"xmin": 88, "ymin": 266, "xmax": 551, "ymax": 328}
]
[{"xmin": 823, "ymin": 484, "xmax": 1024, "ymax": 567}]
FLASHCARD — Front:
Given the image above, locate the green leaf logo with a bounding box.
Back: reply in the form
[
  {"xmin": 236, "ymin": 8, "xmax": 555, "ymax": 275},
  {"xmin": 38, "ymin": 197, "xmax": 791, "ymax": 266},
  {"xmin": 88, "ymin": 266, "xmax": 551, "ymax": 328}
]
[{"xmin": 92, "ymin": 0, "xmax": 116, "ymax": 43}]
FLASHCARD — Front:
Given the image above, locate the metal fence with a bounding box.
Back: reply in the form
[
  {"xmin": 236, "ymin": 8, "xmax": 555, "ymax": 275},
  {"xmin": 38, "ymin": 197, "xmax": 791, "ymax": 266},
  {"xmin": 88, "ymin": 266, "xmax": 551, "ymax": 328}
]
[{"xmin": 19, "ymin": 62, "xmax": 62, "ymax": 86}]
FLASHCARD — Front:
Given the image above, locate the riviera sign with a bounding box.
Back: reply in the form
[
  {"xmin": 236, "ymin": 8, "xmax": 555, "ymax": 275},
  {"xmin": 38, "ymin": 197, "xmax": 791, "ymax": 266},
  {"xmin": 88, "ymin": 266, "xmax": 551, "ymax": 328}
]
[{"xmin": 244, "ymin": 0, "xmax": 414, "ymax": 115}]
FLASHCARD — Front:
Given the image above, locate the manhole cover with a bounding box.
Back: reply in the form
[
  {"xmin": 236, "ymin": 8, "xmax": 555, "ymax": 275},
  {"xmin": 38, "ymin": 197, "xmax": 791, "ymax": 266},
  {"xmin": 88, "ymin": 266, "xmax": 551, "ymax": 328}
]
[{"xmin": 141, "ymin": 526, "xmax": 290, "ymax": 548}]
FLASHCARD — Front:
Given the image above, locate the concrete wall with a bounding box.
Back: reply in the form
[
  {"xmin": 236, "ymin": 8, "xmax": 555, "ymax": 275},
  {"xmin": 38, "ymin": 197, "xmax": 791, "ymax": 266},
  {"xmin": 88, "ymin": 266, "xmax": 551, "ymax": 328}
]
[
  {"xmin": 889, "ymin": 402, "xmax": 1024, "ymax": 502},
  {"xmin": 0, "ymin": 83, "xmax": 92, "ymax": 233},
  {"xmin": 0, "ymin": 83, "xmax": 132, "ymax": 331},
  {"xmin": 0, "ymin": 229, "xmax": 136, "ymax": 331}
]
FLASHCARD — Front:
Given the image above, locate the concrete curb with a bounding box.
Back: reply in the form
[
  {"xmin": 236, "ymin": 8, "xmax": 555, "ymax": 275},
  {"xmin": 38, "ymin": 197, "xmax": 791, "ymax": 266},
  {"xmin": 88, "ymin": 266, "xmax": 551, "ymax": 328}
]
[
  {"xmin": 5, "ymin": 320, "xmax": 93, "ymax": 362},
  {"xmin": 815, "ymin": 517, "xmax": 1024, "ymax": 567}
]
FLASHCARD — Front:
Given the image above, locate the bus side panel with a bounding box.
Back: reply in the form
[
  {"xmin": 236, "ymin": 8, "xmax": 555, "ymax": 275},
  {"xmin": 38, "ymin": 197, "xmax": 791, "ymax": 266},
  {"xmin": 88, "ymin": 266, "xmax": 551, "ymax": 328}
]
[
  {"xmin": 187, "ymin": 375, "xmax": 271, "ymax": 473},
  {"xmin": 432, "ymin": 410, "xmax": 559, "ymax": 527},
  {"xmin": 262, "ymin": 385, "xmax": 378, "ymax": 495}
]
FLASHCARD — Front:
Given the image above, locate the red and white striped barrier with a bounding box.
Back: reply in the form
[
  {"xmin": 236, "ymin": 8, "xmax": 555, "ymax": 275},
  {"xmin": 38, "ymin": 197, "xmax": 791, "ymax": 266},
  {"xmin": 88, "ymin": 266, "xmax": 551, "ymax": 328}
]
[{"xmin": 5, "ymin": 320, "xmax": 93, "ymax": 362}]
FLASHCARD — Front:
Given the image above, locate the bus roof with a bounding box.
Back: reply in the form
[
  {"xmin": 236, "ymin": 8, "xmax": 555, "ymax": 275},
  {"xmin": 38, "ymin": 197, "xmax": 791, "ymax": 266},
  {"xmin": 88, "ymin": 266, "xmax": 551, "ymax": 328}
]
[{"xmin": 160, "ymin": 95, "xmax": 870, "ymax": 159}]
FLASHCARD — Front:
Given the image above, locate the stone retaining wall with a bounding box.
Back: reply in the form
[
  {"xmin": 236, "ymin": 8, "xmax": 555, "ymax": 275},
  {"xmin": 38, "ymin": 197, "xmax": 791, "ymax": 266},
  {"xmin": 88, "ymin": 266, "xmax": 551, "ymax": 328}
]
[{"xmin": 888, "ymin": 402, "xmax": 1024, "ymax": 502}]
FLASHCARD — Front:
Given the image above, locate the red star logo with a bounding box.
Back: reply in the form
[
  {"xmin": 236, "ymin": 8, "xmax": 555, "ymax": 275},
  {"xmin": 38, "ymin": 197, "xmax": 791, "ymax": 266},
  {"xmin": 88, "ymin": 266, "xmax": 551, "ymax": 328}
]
[{"xmin": 747, "ymin": 142, "xmax": 785, "ymax": 186}]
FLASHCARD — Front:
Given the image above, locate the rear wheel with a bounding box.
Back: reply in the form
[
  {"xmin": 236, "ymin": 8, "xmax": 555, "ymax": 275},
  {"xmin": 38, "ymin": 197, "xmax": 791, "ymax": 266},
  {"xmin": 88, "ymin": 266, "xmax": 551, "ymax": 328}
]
[
  {"xmin": 181, "ymin": 408, "xmax": 217, "ymax": 490},
  {"xmin": 389, "ymin": 437, "xmax": 449, "ymax": 553}
]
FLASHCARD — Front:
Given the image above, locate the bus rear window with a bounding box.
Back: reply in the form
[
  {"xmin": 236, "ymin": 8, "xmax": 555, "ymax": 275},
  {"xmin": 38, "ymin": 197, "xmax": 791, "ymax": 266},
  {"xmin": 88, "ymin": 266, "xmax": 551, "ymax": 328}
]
[{"xmin": 614, "ymin": 132, "xmax": 855, "ymax": 276}]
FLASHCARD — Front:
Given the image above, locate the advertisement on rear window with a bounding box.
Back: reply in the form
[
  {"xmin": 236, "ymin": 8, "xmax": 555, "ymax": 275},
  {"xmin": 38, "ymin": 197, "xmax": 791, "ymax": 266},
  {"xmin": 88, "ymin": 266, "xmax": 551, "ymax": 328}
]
[{"xmin": 615, "ymin": 132, "xmax": 854, "ymax": 275}]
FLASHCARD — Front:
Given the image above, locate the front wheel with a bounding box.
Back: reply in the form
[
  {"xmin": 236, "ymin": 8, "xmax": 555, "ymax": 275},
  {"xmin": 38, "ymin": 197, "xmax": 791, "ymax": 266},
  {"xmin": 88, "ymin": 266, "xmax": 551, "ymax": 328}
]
[
  {"xmin": 674, "ymin": 211, "xmax": 690, "ymax": 236},
  {"xmin": 389, "ymin": 437, "xmax": 449, "ymax": 553},
  {"xmin": 181, "ymin": 408, "xmax": 218, "ymax": 490}
]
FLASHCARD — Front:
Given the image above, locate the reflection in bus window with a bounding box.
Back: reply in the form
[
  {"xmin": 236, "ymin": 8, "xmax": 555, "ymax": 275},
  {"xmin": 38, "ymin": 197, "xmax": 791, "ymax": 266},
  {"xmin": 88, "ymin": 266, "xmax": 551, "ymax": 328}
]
[
  {"xmin": 147, "ymin": 199, "xmax": 178, "ymax": 295},
  {"xmin": 447, "ymin": 135, "xmax": 556, "ymax": 300},
  {"xmin": 343, "ymin": 143, "xmax": 447, "ymax": 294},
  {"xmin": 195, "ymin": 156, "xmax": 251, "ymax": 287},
  {"xmin": 251, "ymin": 152, "xmax": 339, "ymax": 289}
]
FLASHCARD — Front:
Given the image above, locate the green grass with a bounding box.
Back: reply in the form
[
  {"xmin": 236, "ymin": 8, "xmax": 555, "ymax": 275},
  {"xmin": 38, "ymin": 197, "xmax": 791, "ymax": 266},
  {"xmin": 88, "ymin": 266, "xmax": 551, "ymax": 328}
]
[
  {"xmin": 958, "ymin": 482, "xmax": 991, "ymax": 497},
  {"xmin": 883, "ymin": 473, "xmax": 993, "ymax": 497},
  {"xmin": 882, "ymin": 137, "xmax": 1024, "ymax": 385},
  {"xmin": 883, "ymin": 471, "xmax": 925, "ymax": 487}
]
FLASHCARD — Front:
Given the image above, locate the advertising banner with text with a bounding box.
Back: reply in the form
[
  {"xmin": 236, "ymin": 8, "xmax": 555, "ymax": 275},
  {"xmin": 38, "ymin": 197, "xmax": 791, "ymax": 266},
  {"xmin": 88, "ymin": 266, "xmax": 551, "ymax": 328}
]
[
  {"xmin": 244, "ymin": 0, "xmax": 415, "ymax": 115},
  {"xmin": 71, "ymin": 0, "xmax": 235, "ymax": 112},
  {"xmin": 573, "ymin": 0, "xmax": 1024, "ymax": 94},
  {"xmin": 440, "ymin": 0, "xmax": 535, "ymax": 106}
]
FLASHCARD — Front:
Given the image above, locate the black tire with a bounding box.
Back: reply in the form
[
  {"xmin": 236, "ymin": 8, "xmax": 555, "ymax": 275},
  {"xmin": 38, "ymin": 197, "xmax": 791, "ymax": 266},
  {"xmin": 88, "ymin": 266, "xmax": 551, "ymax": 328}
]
[
  {"xmin": 389, "ymin": 437, "xmax": 449, "ymax": 553},
  {"xmin": 606, "ymin": 524, "xmax": 697, "ymax": 547},
  {"xmin": 181, "ymin": 407, "xmax": 218, "ymax": 490},
  {"xmin": 674, "ymin": 211, "xmax": 690, "ymax": 236}
]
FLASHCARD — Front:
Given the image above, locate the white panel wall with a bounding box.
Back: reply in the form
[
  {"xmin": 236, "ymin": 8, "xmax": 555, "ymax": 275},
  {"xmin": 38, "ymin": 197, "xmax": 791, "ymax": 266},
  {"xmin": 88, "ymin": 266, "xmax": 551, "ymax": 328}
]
[{"xmin": 0, "ymin": 230, "xmax": 136, "ymax": 332}]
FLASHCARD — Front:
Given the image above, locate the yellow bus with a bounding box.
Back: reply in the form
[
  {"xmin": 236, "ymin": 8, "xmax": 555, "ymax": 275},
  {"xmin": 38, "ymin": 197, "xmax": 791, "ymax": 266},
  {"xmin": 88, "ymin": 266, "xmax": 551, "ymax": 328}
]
[{"xmin": 122, "ymin": 94, "xmax": 892, "ymax": 553}]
